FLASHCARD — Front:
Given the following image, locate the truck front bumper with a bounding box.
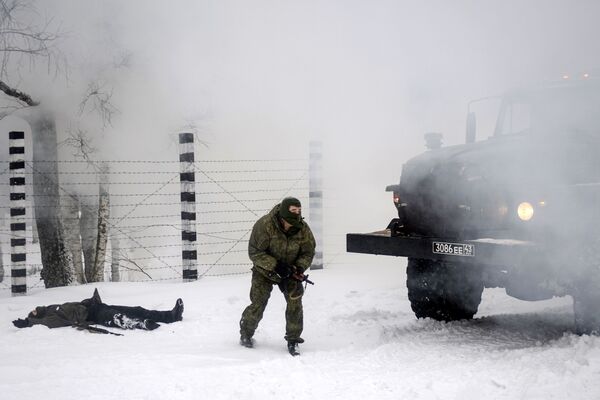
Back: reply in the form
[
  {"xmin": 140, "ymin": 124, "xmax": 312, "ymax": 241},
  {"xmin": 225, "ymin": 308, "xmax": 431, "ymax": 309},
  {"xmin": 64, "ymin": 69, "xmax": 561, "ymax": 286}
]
[{"xmin": 346, "ymin": 230, "xmax": 542, "ymax": 267}]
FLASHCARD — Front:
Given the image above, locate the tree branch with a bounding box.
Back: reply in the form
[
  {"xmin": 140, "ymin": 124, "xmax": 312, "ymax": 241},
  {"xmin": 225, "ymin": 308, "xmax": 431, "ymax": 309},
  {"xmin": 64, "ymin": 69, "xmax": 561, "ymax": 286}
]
[
  {"xmin": 0, "ymin": 0, "xmax": 65, "ymax": 81},
  {"xmin": 119, "ymin": 257, "xmax": 152, "ymax": 280},
  {"xmin": 79, "ymin": 81, "xmax": 119, "ymax": 128},
  {"xmin": 58, "ymin": 127, "xmax": 98, "ymax": 164},
  {"xmin": 0, "ymin": 78, "xmax": 37, "ymax": 105}
]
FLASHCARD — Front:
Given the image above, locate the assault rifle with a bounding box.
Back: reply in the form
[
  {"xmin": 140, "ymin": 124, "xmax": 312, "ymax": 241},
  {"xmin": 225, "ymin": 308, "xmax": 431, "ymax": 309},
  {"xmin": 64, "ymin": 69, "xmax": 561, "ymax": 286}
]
[{"xmin": 296, "ymin": 273, "xmax": 314, "ymax": 287}]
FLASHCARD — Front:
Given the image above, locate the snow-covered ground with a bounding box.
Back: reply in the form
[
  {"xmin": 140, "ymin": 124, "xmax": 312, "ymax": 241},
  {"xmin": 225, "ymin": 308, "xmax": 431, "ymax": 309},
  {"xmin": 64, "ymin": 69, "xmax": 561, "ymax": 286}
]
[{"xmin": 1, "ymin": 254, "xmax": 599, "ymax": 400}]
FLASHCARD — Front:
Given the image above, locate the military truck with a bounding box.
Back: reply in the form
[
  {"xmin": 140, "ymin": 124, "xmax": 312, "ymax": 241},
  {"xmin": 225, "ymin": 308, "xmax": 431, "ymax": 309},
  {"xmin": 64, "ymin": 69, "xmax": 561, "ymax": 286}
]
[{"xmin": 347, "ymin": 78, "xmax": 600, "ymax": 334}]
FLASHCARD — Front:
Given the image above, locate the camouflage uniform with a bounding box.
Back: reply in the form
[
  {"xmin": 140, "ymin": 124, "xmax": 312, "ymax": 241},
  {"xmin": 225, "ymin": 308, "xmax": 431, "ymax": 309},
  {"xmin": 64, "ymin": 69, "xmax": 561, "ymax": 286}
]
[
  {"xmin": 240, "ymin": 203, "xmax": 316, "ymax": 343},
  {"xmin": 12, "ymin": 289, "xmax": 184, "ymax": 331},
  {"xmin": 26, "ymin": 302, "xmax": 88, "ymax": 328}
]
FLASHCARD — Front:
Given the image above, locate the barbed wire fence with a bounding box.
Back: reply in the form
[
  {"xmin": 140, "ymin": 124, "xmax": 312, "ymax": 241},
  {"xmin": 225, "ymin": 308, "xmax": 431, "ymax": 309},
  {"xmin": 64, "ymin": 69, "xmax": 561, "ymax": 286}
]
[{"xmin": 0, "ymin": 133, "xmax": 323, "ymax": 293}]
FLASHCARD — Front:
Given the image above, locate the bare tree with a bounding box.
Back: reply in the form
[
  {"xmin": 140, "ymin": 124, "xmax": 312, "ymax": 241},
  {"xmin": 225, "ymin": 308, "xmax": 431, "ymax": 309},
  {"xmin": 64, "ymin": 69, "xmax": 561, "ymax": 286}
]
[
  {"xmin": 61, "ymin": 185, "xmax": 107, "ymax": 285},
  {"xmin": 0, "ymin": 1, "xmax": 134, "ymax": 288},
  {"xmin": 0, "ymin": 0, "xmax": 63, "ymax": 111},
  {"xmin": 61, "ymin": 48, "xmax": 126, "ymax": 283},
  {"xmin": 0, "ymin": 0, "xmax": 70, "ymax": 287},
  {"xmin": 56, "ymin": 91, "xmax": 117, "ymax": 284},
  {"xmin": 0, "ymin": 0, "xmax": 130, "ymax": 287}
]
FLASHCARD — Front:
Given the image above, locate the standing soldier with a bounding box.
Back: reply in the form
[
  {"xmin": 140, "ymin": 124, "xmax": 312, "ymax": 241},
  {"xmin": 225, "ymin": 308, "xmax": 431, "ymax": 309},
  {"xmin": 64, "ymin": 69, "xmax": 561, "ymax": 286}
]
[{"xmin": 239, "ymin": 197, "xmax": 316, "ymax": 356}]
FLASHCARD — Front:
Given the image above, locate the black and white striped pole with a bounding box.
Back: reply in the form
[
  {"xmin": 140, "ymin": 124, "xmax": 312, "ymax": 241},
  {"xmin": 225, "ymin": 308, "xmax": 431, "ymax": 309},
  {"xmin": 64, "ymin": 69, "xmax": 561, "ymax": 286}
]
[
  {"xmin": 309, "ymin": 140, "xmax": 323, "ymax": 270},
  {"xmin": 179, "ymin": 132, "xmax": 198, "ymax": 281},
  {"xmin": 9, "ymin": 131, "xmax": 27, "ymax": 295}
]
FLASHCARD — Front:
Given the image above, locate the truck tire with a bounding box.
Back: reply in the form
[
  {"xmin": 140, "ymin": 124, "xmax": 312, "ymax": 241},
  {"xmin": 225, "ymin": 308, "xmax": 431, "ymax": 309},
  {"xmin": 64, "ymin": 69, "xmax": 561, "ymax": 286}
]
[
  {"xmin": 573, "ymin": 293, "xmax": 600, "ymax": 335},
  {"xmin": 572, "ymin": 270, "xmax": 600, "ymax": 334},
  {"xmin": 406, "ymin": 258, "xmax": 483, "ymax": 321},
  {"xmin": 571, "ymin": 241, "xmax": 600, "ymax": 335}
]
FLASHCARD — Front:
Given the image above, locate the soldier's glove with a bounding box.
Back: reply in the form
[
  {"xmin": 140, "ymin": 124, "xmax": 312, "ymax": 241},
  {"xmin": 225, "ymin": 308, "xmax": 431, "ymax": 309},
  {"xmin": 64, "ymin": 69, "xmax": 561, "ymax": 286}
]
[
  {"xmin": 13, "ymin": 318, "xmax": 31, "ymax": 328},
  {"xmin": 292, "ymin": 271, "xmax": 305, "ymax": 281},
  {"xmin": 274, "ymin": 261, "xmax": 293, "ymax": 279},
  {"xmin": 274, "ymin": 262, "xmax": 290, "ymax": 293}
]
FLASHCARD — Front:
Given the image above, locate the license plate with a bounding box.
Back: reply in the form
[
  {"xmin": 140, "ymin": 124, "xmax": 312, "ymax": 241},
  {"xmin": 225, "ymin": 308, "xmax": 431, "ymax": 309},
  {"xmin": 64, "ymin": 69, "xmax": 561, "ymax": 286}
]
[{"xmin": 432, "ymin": 241, "xmax": 474, "ymax": 257}]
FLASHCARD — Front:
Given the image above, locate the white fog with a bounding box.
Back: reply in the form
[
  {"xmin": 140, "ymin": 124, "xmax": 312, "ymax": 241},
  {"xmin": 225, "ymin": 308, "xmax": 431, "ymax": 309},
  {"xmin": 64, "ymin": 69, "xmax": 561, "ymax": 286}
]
[{"xmin": 1, "ymin": 1, "xmax": 600, "ymax": 399}]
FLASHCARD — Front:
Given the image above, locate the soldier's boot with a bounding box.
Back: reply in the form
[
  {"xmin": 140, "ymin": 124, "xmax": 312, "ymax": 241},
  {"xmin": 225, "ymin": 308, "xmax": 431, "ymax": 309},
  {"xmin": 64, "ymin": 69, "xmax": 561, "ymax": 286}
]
[
  {"xmin": 172, "ymin": 298, "xmax": 184, "ymax": 322},
  {"xmin": 81, "ymin": 288, "xmax": 102, "ymax": 307},
  {"xmin": 240, "ymin": 335, "xmax": 254, "ymax": 348},
  {"xmin": 287, "ymin": 341, "xmax": 300, "ymax": 356},
  {"xmin": 143, "ymin": 319, "xmax": 160, "ymax": 330}
]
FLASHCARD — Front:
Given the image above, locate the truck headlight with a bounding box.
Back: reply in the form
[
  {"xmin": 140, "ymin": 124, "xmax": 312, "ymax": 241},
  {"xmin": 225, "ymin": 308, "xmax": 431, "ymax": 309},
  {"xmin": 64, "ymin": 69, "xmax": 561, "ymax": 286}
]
[{"xmin": 517, "ymin": 202, "xmax": 534, "ymax": 221}]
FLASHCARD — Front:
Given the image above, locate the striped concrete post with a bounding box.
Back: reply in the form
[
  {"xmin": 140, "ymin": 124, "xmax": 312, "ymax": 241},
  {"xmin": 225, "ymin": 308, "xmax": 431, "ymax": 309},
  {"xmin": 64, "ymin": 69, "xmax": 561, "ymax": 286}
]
[
  {"xmin": 309, "ymin": 141, "xmax": 323, "ymax": 270},
  {"xmin": 179, "ymin": 133, "xmax": 198, "ymax": 281},
  {"xmin": 9, "ymin": 131, "xmax": 27, "ymax": 295}
]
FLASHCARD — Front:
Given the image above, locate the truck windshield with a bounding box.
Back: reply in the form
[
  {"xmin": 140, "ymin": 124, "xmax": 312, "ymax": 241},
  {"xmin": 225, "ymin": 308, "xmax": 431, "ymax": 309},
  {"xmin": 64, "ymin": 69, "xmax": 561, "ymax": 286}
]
[{"xmin": 496, "ymin": 84, "xmax": 600, "ymax": 137}]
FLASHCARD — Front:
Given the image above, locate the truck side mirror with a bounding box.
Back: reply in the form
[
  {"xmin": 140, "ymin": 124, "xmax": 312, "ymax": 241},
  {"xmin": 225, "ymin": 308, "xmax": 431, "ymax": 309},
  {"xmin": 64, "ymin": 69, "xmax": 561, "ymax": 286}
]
[{"xmin": 466, "ymin": 112, "xmax": 476, "ymax": 143}]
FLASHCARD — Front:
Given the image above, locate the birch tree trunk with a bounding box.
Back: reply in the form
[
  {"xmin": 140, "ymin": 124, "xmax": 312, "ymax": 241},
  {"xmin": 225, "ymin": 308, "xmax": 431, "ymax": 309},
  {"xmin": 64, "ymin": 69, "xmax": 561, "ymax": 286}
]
[
  {"xmin": 90, "ymin": 166, "xmax": 109, "ymax": 282},
  {"xmin": 29, "ymin": 109, "xmax": 73, "ymax": 288},
  {"xmin": 110, "ymin": 234, "xmax": 120, "ymax": 282},
  {"xmin": 0, "ymin": 241, "xmax": 4, "ymax": 283},
  {"xmin": 80, "ymin": 196, "xmax": 97, "ymax": 283},
  {"xmin": 61, "ymin": 194, "xmax": 85, "ymax": 284}
]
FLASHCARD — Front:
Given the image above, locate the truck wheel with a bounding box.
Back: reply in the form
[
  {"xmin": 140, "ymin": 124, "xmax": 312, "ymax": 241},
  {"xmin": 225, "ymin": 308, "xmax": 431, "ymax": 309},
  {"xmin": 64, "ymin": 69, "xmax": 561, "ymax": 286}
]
[
  {"xmin": 571, "ymin": 242, "xmax": 600, "ymax": 335},
  {"xmin": 406, "ymin": 258, "xmax": 483, "ymax": 321},
  {"xmin": 573, "ymin": 293, "xmax": 600, "ymax": 335},
  {"xmin": 572, "ymin": 270, "xmax": 600, "ymax": 335}
]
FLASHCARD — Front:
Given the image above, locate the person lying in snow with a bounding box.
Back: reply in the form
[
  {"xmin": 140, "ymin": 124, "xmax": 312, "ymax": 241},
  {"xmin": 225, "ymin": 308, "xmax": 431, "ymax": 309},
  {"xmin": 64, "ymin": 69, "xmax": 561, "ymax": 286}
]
[{"xmin": 12, "ymin": 289, "xmax": 184, "ymax": 334}]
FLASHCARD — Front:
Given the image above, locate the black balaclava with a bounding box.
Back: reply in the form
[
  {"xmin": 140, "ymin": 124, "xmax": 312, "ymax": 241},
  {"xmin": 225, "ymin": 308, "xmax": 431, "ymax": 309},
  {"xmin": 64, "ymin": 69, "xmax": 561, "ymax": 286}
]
[{"xmin": 278, "ymin": 197, "xmax": 303, "ymax": 229}]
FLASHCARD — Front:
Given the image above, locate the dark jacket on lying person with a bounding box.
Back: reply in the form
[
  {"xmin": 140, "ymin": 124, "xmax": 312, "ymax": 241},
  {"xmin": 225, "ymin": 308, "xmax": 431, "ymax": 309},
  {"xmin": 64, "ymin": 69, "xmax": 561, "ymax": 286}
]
[{"xmin": 12, "ymin": 289, "xmax": 184, "ymax": 333}]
